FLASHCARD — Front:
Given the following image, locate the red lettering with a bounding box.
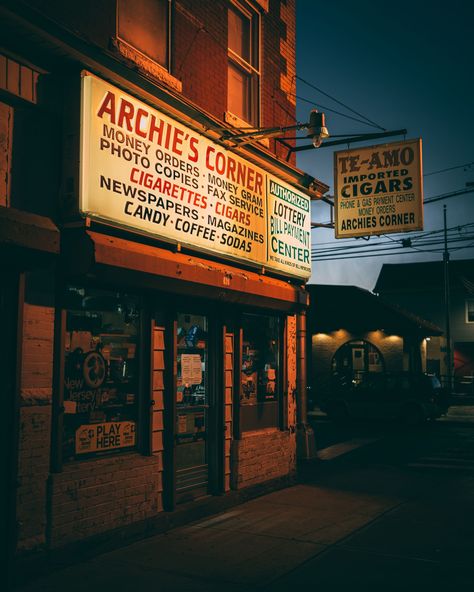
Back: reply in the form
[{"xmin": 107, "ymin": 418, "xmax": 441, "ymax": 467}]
[
  {"xmin": 97, "ymin": 91, "xmax": 116, "ymax": 123},
  {"xmin": 135, "ymin": 108, "xmax": 148, "ymax": 139},
  {"xmin": 130, "ymin": 167, "xmax": 140, "ymax": 183},
  {"xmin": 164, "ymin": 122, "xmax": 172, "ymax": 150},
  {"xmin": 227, "ymin": 157, "xmax": 236, "ymax": 181},
  {"xmin": 118, "ymin": 99, "xmax": 134, "ymax": 131},
  {"xmin": 172, "ymin": 128, "xmax": 184, "ymax": 155},
  {"xmin": 215, "ymin": 152, "xmax": 226, "ymax": 175},
  {"xmin": 189, "ymin": 137, "xmax": 199, "ymax": 163},
  {"xmin": 206, "ymin": 146, "xmax": 215, "ymax": 170},
  {"xmin": 237, "ymin": 162, "xmax": 246, "ymax": 186},
  {"xmin": 148, "ymin": 114, "xmax": 164, "ymax": 144}
]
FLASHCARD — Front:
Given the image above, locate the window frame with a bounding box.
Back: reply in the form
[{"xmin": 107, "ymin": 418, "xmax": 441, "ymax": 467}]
[
  {"xmin": 238, "ymin": 311, "xmax": 285, "ymax": 433},
  {"xmin": 466, "ymin": 299, "xmax": 474, "ymax": 324},
  {"xmin": 116, "ymin": 0, "xmax": 172, "ymax": 72},
  {"xmin": 52, "ymin": 284, "xmax": 150, "ymax": 469},
  {"xmin": 227, "ymin": 0, "xmax": 261, "ymax": 128}
]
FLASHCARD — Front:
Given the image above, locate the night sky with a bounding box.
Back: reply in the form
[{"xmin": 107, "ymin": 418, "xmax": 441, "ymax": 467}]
[{"xmin": 295, "ymin": 0, "xmax": 474, "ymax": 290}]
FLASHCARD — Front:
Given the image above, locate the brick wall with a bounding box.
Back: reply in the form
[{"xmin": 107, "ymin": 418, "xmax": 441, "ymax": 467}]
[
  {"xmin": 23, "ymin": 0, "xmax": 296, "ymax": 164},
  {"xmin": 17, "ymin": 303, "xmax": 54, "ymax": 551},
  {"xmin": 48, "ymin": 453, "xmax": 163, "ymax": 548},
  {"xmin": 231, "ymin": 313, "xmax": 298, "ymax": 489},
  {"xmin": 174, "ymin": 0, "xmax": 228, "ymax": 120},
  {"xmin": 264, "ymin": 0, "xmax": 297, "ymax": 163},
  {"xmin": 231, "ymin": 428, "xmax": 296, "ymax": 489},
  {"xmin": 17, "ymin": 304, "xmax": 166, "ymax": 551},
  {"xmin": 311, "ymin": 329, "xmax": 407, "ymax": 397}
]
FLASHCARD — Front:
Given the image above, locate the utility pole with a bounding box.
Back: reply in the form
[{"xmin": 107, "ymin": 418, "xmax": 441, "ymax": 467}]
[{"xmin": 443, "ymin": 205, "xmax": 453, "ymax": 391}]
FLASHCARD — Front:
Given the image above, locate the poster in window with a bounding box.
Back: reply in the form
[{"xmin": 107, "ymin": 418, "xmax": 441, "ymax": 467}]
[
  {"xmin": 75, "ymin": 421, "xmax": 136, "ymax": 454},
  {"xmin": 181, "ymin": 353, "xmax": 203, "ymax": 385}
]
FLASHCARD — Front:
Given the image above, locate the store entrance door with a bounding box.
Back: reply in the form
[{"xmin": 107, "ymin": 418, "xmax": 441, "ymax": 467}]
[{"xmin": 175, "ymin": 313, "xmax": 210, "ymax": 502}]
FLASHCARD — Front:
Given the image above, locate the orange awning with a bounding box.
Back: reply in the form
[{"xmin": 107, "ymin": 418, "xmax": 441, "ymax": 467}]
[{"xmin": 62, "ymin": 229, "xmax": 308, "ymax": 312}]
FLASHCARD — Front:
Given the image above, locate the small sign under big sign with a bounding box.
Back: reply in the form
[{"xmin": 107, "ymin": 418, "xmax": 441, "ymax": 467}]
[{"xmin": 75, "ymin": 421, "xmax": 136, "ymax": 454}]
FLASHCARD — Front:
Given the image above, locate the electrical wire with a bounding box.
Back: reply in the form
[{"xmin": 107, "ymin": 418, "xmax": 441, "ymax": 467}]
[
  {"xmin": 311, "ymin": 223, "xmax": 474, "ymax": 250},
  {"xmin": 312, "ymin": 232, "xmax": 474, "ymax": 255},
  {"xmin": 424, "ymin": 161, "xmax": 474, "ymax": 177},
  {"xmin": 311, "ymin": 225, "xmax": 474, "ymax": 257},
  {"xmin": 312, "ymin": 234, "xmax": 474, "ymax": 260},
  {"xmin": 293, "ymin": 93, "xmax": 380, "ymax": 129},
  {"xmin": 312, "ymin": 241, "xmax": 474, "ymax": 262},
  {"xmin": 311, "ymin": 237, "xmax": 474, "ymax": 259},
  {"xmin": 424, "ymin": 187, "xmax": 474, "ymax": 204},
  {"xmin": 296, "ymin": 75, "xmax": 385, "ymax": 131}
]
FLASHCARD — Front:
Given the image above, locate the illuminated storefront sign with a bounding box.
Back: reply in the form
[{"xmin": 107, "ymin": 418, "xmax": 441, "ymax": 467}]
[
  {"xmin": 80, "ymin": 73, "xmax": 311, "ymax": 279},
  {"xmin": 334, "ymin": 139, "xmax": 423, "ymax": 238}
]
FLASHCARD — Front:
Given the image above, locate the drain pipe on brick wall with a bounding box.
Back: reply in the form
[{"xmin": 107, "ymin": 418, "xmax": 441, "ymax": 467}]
[{"xmin": 296, "ymin": 309, "xmax": 317, "ymax": 459}]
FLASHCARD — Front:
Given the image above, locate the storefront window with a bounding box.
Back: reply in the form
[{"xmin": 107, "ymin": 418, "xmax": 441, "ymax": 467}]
[
  {"xmin": 176, "ymin": 313, "xmax": 208, "ymax": 440},
  {"xmin": 175, "ymin": 313, "xmax": 209, "ymax": 496},
  {"xmin": 241, "ymin": 313, "xmax": 280, "ymax": 430},
  {"xmin": 62, "ymin": 287, "xmax": 140, "ymax": 461}
]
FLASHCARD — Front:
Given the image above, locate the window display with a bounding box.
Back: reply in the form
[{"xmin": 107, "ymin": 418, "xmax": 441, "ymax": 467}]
[
  {"xmin": 62, "ymin": 287, "xmax": 140, "ymax": 461},
  {"xmin": 176, "ymin": 314, "xmax": 208, "ymax": 443},
  {"xmin": 240, "ymin": 313, "xmax": 280, "ymax": 430},
  {"xmin": 175, "ymin": 313, "xmax": 209, "ymax": 496}
]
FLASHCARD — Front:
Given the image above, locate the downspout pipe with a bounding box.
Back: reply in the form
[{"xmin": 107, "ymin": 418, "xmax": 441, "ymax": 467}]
[{"xmin": 295, "ymin": 309, "xmax": 317, "ymax": 459}]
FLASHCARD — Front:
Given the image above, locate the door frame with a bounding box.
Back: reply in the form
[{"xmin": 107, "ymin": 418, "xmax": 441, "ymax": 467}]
[{"xmin": 163, "ymin": 306, "xmax": 226, "ymax": 508}]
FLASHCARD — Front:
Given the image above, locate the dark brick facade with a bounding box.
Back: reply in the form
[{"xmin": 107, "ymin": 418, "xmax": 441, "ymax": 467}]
[{"xmin": 1, "ymin": 0, "xmax": 308, "ymax": 559}]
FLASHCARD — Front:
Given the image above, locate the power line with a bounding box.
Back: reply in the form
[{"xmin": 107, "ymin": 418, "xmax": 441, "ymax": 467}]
[
  {"xmin": 312, "ymin": 236, "xmax": 474, "ymax": 260},
  {"xmin": 312, "ymin": 232, "xmax": 474, "ymax": 255},
  {"xmin": 311, "ymin": 188, "xmax": 474, "ymax": 238},
  {"xmin": 311, "ymin": 223, "xmax": 474, "ymax": 251},
  {"xmin": 312, "ymin": 241, "xmax": 474, "ymax": 262},
  {"xmin": 294, "ymin": 93, "xmax": 380, "ymax": 129},
  {"xmin": 312, "ymin": 234, "xmax": 474, "ymax": 261},
  {"xmin": 296, "ymin": 75, "xmax": 385, "ymax": 131},
  {"xmin": 424, "ymin": 187, "xmax": 474, "ymax": 204},
  {"xmin": 311, "ymin": 225, "xmax": 474, "ymax": 259},
  {"xmin": 424, "ymin": 161, "xmax": 474, "ymax": 177}
]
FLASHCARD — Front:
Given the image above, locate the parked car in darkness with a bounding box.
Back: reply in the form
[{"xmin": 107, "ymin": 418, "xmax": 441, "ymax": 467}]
[{"xmin": 320, "ymin": 372, "xmax": 450, "ymax": 424}]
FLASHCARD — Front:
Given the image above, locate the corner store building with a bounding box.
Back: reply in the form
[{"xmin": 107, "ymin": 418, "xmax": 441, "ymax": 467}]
[{"xmin": 0, "ymin": 0, "xmax": 327, "ymax": 556}]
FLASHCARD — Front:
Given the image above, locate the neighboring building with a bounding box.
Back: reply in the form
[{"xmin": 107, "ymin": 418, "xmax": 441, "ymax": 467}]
[
  {"xmin": 0, "ymin": 0, "xmax": 328, "ymax": 567},
  {"xmin": 375, "ymin": 260, "xmax": 474, "ymax": 390},
  {"xmin": 306, "ymin": 285, "xmax": 442, "ymax": 406}
]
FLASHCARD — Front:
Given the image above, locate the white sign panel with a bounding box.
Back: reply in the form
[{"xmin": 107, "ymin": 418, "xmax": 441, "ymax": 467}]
[
  {"xmin": 334, "ymin": 139, "xmax": 423, "ymax": 238},
  {"xmin": 80, "ymin": 73, "xmax": 311, "ymax": 279}
]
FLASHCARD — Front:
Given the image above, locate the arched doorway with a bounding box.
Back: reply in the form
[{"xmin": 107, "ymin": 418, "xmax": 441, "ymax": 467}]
[{"xmin": 331, "ymin": 340, "xmax": 385, "ymax": 386}]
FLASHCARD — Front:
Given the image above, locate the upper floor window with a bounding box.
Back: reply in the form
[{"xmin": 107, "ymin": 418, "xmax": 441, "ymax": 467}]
[
  {"xmin": 466, "ymin": 299, "xmax": 474, "ymax": 323},
  {"xmin": 117, "ymin": 0, "xmax": 170, "ymax": 69},
  {"xmin": 227, "ymin": 1, "xmax": 260, "ymax": 127}
]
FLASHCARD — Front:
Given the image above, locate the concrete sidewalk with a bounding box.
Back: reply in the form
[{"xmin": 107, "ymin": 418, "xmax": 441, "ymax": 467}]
[
  {"xmin": 15, "ymin": 447, "xmax": 474, "ymax": 591},
  {"xmin": 16, "ymin": 482, "xmax": 398, "ymax": 592}
]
